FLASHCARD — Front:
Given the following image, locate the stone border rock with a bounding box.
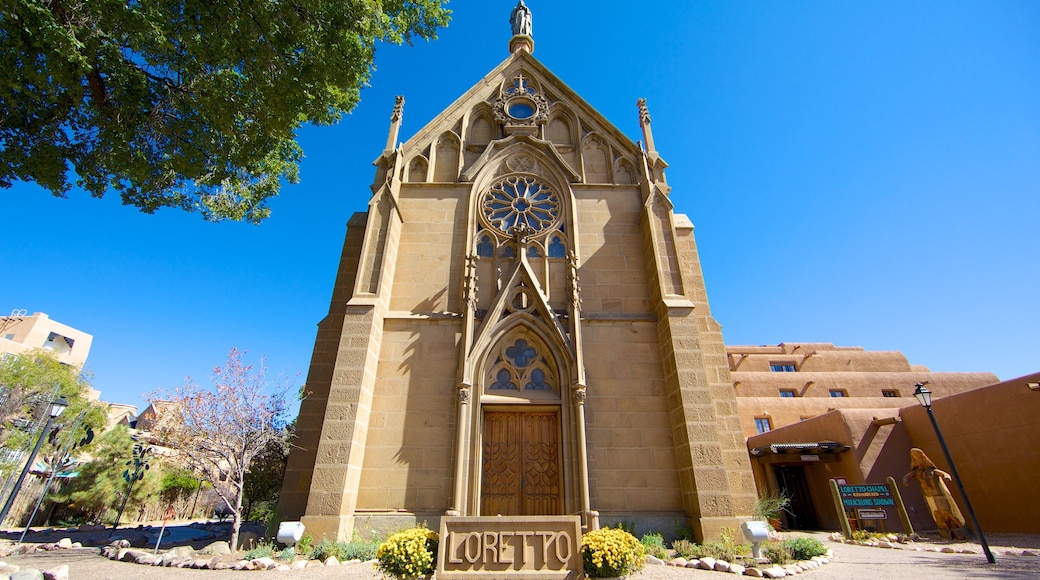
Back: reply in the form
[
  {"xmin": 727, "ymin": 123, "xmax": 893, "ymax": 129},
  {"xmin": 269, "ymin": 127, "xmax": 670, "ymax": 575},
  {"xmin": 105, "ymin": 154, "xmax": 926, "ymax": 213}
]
[
  {"xmin": 99, "ymin": 538, "xmax": 370, "ymax": 572},
  {"xmin": 645, "ymin": 550, "xmax": 834, "ymax": 577},
  {"xmin": 826, "ymin": 531, "xmax": 1039, "ymax": 558}
]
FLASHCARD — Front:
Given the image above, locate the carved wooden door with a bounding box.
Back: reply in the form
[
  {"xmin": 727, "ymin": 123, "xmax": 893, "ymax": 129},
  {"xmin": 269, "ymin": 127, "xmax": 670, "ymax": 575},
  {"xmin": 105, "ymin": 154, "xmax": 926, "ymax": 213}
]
[{"xmin": 481, "ymin": 410, "xmax": 561, "ymax": 516}]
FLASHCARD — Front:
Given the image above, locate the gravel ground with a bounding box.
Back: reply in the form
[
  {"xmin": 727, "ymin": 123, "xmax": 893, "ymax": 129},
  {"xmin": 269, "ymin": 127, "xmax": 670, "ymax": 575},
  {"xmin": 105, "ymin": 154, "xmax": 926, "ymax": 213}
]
[{"xmin": 2, "ymin": 528, "xmax": 1039, "ymax": 579}]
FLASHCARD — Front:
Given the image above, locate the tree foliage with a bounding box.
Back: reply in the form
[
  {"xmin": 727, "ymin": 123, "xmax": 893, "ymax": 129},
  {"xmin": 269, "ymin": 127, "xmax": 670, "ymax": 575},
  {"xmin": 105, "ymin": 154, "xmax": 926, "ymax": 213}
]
[
  {"xmin": 1, "ymin": 0, "xmax": 451, "ymax": 222},
  {"xmin": 0, "ymin": 349, "xmax": 106, "ymax": 470},
  {"xmin": 53, "ymin": 425, "xmax": 160, "ymax": 523},
  {"xmin": 148, "ymin": 348, "xmax": 292, "ymax": 551}
]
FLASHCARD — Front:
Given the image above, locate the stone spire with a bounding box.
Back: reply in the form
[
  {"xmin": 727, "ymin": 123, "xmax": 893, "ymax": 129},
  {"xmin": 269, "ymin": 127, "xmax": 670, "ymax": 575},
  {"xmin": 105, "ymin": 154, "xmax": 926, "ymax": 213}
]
[
  {"xmin": 637, "ymin": 98, "xmax": 657, "ymax": 157},
  {"xmin": 509, "ymin": 0, "xmax": 534, "ymax": 54},
  {"xmin": 384, "ymin": 95, "xmax": 404, "ymax": 153}
]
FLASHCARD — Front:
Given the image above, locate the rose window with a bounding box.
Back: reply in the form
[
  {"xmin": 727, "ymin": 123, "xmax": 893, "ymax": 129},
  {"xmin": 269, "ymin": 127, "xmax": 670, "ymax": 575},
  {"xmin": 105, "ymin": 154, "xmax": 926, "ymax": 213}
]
[{"xmin": 482, "ymin": 175, "xmax": 559, "ymax": 234}]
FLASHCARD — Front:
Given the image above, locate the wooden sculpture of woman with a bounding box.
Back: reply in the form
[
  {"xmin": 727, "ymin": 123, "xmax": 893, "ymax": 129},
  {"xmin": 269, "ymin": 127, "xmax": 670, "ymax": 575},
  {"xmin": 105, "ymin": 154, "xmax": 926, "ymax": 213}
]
[{"xmin": 902, "ymin": 447, "xmax": 965, "ymax": 538}]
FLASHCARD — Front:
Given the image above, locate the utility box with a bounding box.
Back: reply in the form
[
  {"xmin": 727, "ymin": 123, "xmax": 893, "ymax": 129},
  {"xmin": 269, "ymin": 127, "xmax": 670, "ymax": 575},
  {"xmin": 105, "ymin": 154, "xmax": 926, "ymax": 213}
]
[
  {"xmin": 277, "ymin": 521, "xmax": 305, "ymax": 546},
  {"xmin": 740, "ymin": 520, "xmax": 771, "ymax": 558}
]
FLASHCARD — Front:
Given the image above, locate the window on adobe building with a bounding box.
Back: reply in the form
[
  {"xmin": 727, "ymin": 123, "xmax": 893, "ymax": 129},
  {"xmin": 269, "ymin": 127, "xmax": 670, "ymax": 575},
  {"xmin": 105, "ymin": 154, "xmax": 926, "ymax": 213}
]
[
  {"xmin": 769, "ymin": 363, "xmax": 796, "ymax": 372},
  {"xmin": 754, "ymin": 417, "xmax": 773, "ymax": 434},
  {"xmin": 829, "ymin": 389, "xmax": 847, "ymax": 397},
  {"xmin": 882, "ymin": 390, "xmax": 900, "ymax": 398},
  {"xmin": 779, "ymin": 389, "xmax": 796, "ymax": 398}
]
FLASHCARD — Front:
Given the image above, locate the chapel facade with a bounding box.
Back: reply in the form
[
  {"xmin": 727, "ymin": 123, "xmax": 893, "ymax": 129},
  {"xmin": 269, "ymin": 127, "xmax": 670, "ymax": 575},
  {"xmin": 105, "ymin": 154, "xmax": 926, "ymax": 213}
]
[{"xmin": 278, "ymin": 5, "xmax": 757, "ymax": 543}]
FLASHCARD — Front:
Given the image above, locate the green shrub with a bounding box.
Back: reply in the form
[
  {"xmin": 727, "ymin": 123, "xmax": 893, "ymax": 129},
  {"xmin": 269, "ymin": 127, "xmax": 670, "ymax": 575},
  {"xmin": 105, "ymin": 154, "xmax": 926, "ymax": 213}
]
[
  {"xmin": 244, "ymin": 540, "xmax": 277, "ymax": 560},
  {"xmin": 310, "ymin": 539, "xmax": 347, "ymax": 562},
  {"xmin": 295, "ymin": 533, "xmax": 313, "ymax": 558},
  {"xmin": 699, "ymin": 527, "xmax": 749, "ymax": 562},
  {"xmin": 762, "ymin": 541, "xmax": 791, "ymax": 565},
  {"xmin": 671, "ymin": 539, "xmax": 698, "ymax": 559},
  {"xmin": 342, "ymin": 536, "xmax": 380, "ymax": 561},
  {"xmin": 640, "ymin": 532, "xmax": 667, "ymax": 559},
  {"xmin": 783, "ymin": 537, "xmax": 827, "ymax": 560}
]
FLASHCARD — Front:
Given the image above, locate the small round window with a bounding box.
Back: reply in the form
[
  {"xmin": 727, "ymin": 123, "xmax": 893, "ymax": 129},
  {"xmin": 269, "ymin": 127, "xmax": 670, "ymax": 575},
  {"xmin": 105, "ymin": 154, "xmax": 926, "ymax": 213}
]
[
  {"xmin": 481, "ymin": 175, "xmax": 560, "ymax": 234},
  {"xmin": 506, "ymin": 98, "xmax": 536, "ymax": 120}
]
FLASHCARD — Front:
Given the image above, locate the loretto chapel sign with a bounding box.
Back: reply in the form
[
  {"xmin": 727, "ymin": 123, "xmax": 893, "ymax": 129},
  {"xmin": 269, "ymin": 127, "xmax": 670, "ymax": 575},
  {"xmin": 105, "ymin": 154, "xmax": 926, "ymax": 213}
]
[{"xmin": 438, "ymin": 516, "xmax": 582, "ymax": 579}]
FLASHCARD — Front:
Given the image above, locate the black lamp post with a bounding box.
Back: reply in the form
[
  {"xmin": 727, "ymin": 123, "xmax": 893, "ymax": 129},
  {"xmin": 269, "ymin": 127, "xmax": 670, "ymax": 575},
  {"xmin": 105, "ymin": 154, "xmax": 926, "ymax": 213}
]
[
  {"xmin": 0, "ymin": 396, "xmax": 68, "ymax": 527},
  {"xmin": 913, "ymin": 383, "xmax": 995, "ymax": 564}
]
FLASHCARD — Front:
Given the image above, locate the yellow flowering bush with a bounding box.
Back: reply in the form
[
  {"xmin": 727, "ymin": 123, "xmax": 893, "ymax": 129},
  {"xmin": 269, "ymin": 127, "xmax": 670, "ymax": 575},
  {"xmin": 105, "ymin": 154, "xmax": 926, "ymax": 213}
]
[
  {"xmin": 582, "ymin": 527, "xmax": 646, "ymax": 578},
  {"xmin": 375, "ymin": 526, "xmax": 439, "ymax": 580}
]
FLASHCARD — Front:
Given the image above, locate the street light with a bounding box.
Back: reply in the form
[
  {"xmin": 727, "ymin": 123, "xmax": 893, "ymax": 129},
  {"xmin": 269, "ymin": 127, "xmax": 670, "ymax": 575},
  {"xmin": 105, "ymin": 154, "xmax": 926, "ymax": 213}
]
[
  {"xmin": 0, "ymin": 396, "xmax": 68, "ymax": 527},
  {"xmin": 913, "ymin": 383, "xmax": 995, "ymax": 564}
]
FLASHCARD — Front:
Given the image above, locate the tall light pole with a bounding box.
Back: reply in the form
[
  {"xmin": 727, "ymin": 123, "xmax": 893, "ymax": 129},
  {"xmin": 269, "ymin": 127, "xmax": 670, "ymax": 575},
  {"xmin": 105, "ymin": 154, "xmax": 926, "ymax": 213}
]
[
  {"xmin": 0, "ymin": 396, "xmax": 68, "ymax": 527},
  {"xmin": 913, "ymin": 383, "xmax": 995, "ymax": 564}
]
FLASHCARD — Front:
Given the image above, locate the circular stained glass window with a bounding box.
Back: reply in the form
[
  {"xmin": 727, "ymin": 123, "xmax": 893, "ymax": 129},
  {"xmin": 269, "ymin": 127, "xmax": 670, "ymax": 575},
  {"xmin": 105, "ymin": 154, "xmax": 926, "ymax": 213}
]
[
  {"xmin": 507, "ymin": 98, "xmax": 536, "ymax": 120},
  {"xmin": 482, "ymin": 175, "xmax": 560, "ymax": 234}
]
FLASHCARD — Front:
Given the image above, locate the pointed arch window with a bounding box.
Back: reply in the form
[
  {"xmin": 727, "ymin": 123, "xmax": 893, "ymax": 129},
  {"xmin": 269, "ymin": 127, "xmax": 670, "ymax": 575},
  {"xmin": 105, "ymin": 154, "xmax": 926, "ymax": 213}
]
[
  {"xmin": 547, "ymin": 236, "xmax": 566, "ymax": 258},
  {"xmin": 484, "ymin": 334, "xmax": 560, "ymax": 397},
  {"xmin": 477, "ymin": 235, "xmax": 495, "ymax": 257}
]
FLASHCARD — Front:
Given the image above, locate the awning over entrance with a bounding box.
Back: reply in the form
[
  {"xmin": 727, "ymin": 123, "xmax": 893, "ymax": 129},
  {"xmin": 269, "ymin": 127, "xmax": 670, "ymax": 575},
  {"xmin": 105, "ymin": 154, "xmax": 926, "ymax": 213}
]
[{"xmin": 750, "ymin": 441, "xmax": 850, "ymax": 459}]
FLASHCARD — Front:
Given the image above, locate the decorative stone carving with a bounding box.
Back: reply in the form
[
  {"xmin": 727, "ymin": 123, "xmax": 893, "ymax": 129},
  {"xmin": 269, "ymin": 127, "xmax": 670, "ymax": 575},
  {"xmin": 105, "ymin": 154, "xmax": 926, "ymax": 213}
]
[
  {"xmin": 457, "ymin": 387, "xmax": 471, "ymax": 404},
  {"xmin": 572, "ymin": 388, "xmax": 587, "ymax": 403},
  {"xmin": 494, "ymin": 74, "xmax": 549, "ymax": 134},
  {"xmin": 506, "ymin": 153, "xmax": 536, "ymax": 173},
  {"xmin": 637, "ymin": 97, "xmax": 651, "ymax": 125},
  {"xmin": 391, "ymin": 95, "xmax": 404, "ymax": 122}
]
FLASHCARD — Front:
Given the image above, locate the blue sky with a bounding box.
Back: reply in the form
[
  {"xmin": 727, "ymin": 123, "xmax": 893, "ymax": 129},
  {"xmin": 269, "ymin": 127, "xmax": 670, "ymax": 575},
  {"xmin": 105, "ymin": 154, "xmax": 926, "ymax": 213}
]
[{"xmin": 3, "ymin": 1, "xmax": 1038, "ymax": 413}]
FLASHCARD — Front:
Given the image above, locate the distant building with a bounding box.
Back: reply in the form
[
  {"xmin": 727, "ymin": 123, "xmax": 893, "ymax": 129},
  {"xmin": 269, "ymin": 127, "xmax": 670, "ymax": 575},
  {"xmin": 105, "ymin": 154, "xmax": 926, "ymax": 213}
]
[
  {"xmin": 728, "ymin": 342, "xmax": 997, "ymax": 437},
  {"xmin": 747, "ymin": 372, "xmax": 1040, "ymax": 534},
  {"xmin": 0, "ymin": 311, "xmax": 93, "ymax": 368}
]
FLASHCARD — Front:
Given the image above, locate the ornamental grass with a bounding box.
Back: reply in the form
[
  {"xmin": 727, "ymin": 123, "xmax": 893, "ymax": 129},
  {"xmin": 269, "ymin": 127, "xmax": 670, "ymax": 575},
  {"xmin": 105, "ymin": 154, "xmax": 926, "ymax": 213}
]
[
  {"xmin": 375, "ymin": 526, "xmax": 439, "ymax": 580},
  {"xmin": 581, "ymin": 527, "xmax": 646, "ymax": 578}
]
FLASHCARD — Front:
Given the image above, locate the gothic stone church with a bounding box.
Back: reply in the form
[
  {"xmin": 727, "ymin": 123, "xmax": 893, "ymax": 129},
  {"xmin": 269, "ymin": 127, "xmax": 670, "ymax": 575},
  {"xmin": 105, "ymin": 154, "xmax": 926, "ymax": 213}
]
[{"xmin": 278, "ymin": 13, "xmax": 757, "ymax": 544}]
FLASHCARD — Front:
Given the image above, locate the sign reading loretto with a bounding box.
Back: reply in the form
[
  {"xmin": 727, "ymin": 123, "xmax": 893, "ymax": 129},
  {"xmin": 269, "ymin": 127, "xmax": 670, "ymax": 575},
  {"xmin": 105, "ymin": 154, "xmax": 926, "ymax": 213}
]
[
  {"xmin": 437, "ymin": 516, "xmax": 583, "ymax": 579},
  {"xmin": 838, "ymin": 484, "xmax": 896, "ymax": 507}
]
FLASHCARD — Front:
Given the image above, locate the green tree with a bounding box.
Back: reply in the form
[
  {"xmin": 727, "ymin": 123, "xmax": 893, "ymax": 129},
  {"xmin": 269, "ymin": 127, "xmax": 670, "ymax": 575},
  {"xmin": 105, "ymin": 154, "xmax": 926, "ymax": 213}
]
[
  {"xmin": 1, "ymin": 0, "xmax": 450, "ymax": 223},
  {"xmin": 53, "ymin": 425, "xmax": 160, "ymax": 524},
  {"xmin": 0, "ymin": 350, "xmax": 106, "ymax": 475}
]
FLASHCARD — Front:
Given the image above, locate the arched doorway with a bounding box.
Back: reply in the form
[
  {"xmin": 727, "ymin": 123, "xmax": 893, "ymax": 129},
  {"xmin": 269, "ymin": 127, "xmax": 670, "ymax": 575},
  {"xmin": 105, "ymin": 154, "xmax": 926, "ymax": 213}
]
[{"xmin": 476, "ymin": 333, "xmax": 566, "ymax": 516}]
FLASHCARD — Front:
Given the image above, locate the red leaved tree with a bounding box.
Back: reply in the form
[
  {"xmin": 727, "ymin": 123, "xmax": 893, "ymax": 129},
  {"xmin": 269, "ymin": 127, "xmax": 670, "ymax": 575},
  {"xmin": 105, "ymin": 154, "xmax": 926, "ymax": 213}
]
[{"xmin": 148, "ymin": 348, "xmax": 292, "ymax": 551}]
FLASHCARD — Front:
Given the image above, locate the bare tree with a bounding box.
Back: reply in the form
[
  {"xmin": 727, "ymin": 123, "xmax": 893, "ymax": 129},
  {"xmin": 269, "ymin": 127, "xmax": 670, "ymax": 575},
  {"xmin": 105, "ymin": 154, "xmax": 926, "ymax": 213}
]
[{"xmin": 149, "ymin": 348, "xmax": 292, "ymax": 551}]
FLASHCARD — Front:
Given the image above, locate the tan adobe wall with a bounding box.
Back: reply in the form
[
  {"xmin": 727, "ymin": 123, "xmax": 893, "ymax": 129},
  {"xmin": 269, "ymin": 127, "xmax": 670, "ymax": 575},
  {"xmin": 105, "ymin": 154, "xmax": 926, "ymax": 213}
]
[
  {"xmin": 0, "ymin": 312, "xmax": 93, "ymax": 367},
  {"xmin": 898, "ymin": 372, "xmax": 1040, "ymax": 533}
]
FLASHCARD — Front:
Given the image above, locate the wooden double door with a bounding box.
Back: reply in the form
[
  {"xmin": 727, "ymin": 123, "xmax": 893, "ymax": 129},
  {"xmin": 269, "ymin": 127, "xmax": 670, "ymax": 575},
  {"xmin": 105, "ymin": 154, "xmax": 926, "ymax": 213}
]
[{"xmin": 481, "ymin": 410, "xmax": 562, "ymax": 516}]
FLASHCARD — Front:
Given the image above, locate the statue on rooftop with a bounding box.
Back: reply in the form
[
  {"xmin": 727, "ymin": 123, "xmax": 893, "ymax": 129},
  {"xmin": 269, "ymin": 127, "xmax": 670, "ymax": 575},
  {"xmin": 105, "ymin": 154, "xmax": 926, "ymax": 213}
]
[
  {"xmin": 511, "ymin": 0, "xmax": 533, "ymax": 37},
  {"xmin": 902, "ymin": 447, "xmax": 966, "ymax": 539}
]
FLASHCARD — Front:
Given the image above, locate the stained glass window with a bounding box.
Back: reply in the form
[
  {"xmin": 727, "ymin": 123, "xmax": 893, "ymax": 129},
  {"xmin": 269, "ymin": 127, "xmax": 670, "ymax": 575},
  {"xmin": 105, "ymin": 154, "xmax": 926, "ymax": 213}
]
[
  {"xmin": 482, "ymin": 175, "xmax": 560, "ymax": 234},
  {"xmin": 490, "ymin": 369, "xmax": 516, "ymax": 390},
  {"xmin": 505, "ymin": 339, "xmax": 536, "ymax": 367},
  {"xmin": 525, "ymin": 368, "xmax": 550, "ymax": 390},
  {"xmin": 547, "ymin": 236, "xmax": 566, "ymax": 258},
  {"xmin": 477, "ymin": 235, "xmax": 494, "ymax": 257}
]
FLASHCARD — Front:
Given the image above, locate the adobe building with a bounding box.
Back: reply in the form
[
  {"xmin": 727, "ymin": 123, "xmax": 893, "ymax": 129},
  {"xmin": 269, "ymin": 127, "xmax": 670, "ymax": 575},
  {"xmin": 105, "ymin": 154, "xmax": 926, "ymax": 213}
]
[
  {"xmin": 279, "ymin": 5, "xmax": 757, "ymax": 543},
  {"xmin": 727, "ymin": 342, "xmax": 998, "ymax": 437},
  {"xmin": 746, "ymin": 372, "xmax": 1040, "ymax": 534},
  {"xmin": 0, "ymin": 311, "xmax": 93, "ymax": 368}
]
